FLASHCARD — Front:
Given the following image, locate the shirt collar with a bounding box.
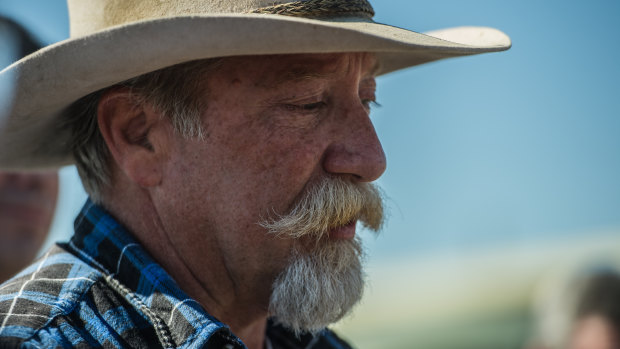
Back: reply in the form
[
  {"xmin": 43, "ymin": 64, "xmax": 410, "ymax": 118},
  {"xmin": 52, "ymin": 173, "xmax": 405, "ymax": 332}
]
[{"xmin": 67, "ymin": 199, "xmax": 245, "ymax": 349}]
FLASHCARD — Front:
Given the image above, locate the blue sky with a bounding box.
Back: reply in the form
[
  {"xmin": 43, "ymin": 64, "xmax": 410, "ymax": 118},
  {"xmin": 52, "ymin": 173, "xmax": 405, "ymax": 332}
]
[
  {"xmin": 2, "ymin": 1, "xmax": 619, "ymax": 261},
  {"xmin": 370, "ymin": 1, "xmax": 620, "ymax": 257}
]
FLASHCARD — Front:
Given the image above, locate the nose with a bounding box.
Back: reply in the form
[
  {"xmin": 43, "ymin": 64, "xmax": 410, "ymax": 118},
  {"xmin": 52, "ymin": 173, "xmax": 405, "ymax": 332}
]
[{"xmin": 322, "ymin": 104, "xmax": 387, "ymax": 182}]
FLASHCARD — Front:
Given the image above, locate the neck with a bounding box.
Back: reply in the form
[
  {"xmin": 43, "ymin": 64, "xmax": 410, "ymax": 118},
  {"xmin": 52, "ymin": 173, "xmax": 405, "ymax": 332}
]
[{"xmin": 101, "ymin": 183, "xmax": 271, "ymax": 349}]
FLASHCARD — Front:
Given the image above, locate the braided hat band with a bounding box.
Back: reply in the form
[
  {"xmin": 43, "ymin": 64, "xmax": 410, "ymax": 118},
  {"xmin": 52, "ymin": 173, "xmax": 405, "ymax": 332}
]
[{"xmin": 251, "ymin": 0, "xmax": 375, "ymax": 19}]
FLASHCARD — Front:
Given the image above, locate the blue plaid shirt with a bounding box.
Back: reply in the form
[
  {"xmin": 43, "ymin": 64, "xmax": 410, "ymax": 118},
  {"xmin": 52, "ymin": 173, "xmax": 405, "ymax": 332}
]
[{"xmin": 0, "ymin": 200, "xmax": 353, "ymax": 348}]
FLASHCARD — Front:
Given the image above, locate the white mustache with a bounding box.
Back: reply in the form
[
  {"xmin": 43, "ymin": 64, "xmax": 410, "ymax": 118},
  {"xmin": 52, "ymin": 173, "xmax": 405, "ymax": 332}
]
[{"xmin": 259, "ymin": 177, "xmax": 384, "ymax": 240}]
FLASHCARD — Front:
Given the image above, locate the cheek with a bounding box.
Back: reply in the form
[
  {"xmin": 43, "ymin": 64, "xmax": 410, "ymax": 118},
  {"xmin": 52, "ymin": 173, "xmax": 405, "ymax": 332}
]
[
  {"xmin": 251, "ymin": 131, "xmax": 324, "ymax": 186},
  {"xmin": 216, "ymin": 113, "xmax": 323, "ymax": 182},
  {"xmin": 175, "ymin": 106, "xmax": 328, "ymax": 220},
  {"xmin": 224, "ymin": 135, "xmax": 325, "ymax": 219}
]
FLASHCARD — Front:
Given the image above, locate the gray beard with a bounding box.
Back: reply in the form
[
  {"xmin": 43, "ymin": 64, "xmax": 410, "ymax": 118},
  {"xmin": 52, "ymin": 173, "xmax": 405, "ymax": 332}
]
[{"xmin": 268, "ymin": 237, "xmax": 365, "ymax": 336}]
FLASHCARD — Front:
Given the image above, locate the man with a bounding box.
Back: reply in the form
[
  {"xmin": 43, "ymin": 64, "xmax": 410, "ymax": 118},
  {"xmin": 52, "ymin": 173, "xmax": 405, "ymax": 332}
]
[
  {"xmin": 0, "ymin": 17, "xmax": 59, "ymax": 283},
  {"xmin": 0, "ymin": 1, "xmax": 510, "ymax": 348}
]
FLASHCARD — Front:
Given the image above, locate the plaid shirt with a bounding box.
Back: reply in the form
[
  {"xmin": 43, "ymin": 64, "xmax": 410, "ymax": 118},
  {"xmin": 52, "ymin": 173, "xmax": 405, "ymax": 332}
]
[{"xmin": 0, "ymin": 200, "xmax": 353, "ymax": 349}]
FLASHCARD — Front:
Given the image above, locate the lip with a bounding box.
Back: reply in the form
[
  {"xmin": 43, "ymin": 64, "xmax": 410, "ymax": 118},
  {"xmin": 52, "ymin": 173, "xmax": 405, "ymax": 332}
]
[{"xmin": 327, "ymin": 220, "xmax": 357, "ymax": 240}]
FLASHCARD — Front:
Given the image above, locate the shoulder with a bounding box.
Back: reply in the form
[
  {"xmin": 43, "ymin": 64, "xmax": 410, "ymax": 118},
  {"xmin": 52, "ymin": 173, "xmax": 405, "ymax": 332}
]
[{"xmin": 0, "ymin": 244, "xmax": 103, "ymax": 345}]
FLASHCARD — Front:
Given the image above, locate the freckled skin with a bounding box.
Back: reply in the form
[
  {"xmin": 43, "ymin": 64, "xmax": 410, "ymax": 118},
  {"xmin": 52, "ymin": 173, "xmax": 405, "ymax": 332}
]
[{"xmin": 101, "ymin": 52, "xmax": 385, "ymax": 348}]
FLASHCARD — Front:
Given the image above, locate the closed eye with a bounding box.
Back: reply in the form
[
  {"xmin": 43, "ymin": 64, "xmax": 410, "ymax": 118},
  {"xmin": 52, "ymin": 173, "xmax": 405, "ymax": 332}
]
[{"xmin": 285, "ymin": 101, "xmax": 327, "ymax": 112}]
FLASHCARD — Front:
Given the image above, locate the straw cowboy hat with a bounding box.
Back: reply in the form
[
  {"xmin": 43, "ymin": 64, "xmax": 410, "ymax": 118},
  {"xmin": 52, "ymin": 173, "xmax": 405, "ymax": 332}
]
[{"xmin": 0, "ymin": 0, "xmax": 511, "ymax": 170}]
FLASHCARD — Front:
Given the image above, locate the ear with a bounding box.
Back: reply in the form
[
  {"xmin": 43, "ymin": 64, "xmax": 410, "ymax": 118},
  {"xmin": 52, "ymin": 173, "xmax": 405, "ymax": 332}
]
[{"xmin": 97, "ymin": 88, "xmax": 166, "ymax": 188}]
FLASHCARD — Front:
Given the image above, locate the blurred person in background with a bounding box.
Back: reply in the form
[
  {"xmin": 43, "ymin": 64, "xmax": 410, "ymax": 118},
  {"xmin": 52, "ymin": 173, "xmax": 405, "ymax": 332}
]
[
  {"xmin": 0, "ymin": 171, "xmax": 58, "ymax": 282},
  {"xmin": 527, "ymin": 268, "xmax": 620, "ymax": 349},
  {"xmin": 0, "ymin": 16, "xmax": 40, "ymax": 66},
  {"xmin": 569, "ymin": 271, "xmax": 620, "ymax": 349},
  {"xmin": 0, "ymin": 17, "xmax": 59, "ymax": 283}
]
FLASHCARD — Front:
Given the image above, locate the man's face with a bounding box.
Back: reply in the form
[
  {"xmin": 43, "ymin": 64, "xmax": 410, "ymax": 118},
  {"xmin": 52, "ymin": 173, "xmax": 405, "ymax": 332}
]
[
  {"xmin": 152, "ymin": 52, "xmax": 385, "ymax": 328},
  {"xmin": 0, "ymin": 171, "xmax": 58, "ymax": 281}
]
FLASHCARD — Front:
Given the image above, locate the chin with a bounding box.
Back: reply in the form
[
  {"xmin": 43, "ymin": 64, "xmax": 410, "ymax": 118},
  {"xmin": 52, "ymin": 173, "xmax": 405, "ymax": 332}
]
[{"xmin": 268, "ymin": 237, "xmax": 365, "ymax": 336}]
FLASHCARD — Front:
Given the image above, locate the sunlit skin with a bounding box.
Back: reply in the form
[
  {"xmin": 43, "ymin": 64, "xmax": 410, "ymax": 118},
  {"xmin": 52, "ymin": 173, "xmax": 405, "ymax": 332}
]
[
  {"xmin": 97, "ymin": 53, "xmax": 385, "ymax": 349},
  {"xmin": 0, "ymin": 171, "xmax": 58, "ymax": 282}
]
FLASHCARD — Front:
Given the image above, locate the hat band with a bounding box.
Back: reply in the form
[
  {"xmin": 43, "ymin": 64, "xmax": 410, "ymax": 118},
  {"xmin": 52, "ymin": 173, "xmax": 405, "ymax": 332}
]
[{"xmin": 251, "ymin": 0, "xmax": 375, "ymax": 19}]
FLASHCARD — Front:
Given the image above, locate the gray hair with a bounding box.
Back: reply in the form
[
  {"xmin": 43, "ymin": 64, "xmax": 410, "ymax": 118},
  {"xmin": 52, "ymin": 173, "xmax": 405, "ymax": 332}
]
[{"xmin": 66, "ymin": 58, "xmax": 222, "ymax": 203}]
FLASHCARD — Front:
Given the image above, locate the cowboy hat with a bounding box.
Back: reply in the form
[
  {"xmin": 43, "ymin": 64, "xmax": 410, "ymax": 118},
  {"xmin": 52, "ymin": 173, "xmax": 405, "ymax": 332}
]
[{"xmin": 0, "ymin": 0, "xmax": 511, "ymax": 169}]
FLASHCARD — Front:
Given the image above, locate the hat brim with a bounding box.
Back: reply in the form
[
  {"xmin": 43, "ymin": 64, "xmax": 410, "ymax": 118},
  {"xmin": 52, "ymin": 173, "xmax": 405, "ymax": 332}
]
[{"xmin": 0, "ymin": 14, "xmax": 510, "ymax": 169}]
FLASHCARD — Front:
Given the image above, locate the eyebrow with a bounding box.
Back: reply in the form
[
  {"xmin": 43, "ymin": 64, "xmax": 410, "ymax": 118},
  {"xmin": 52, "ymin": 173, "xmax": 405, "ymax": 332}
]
[
  {"xmin": 267, "ymin": 66, "xmax": 338, "ymax": 87},
  {"xmin": 266, "ymin": 59, "xmax": 381, "ymax": 88}
]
